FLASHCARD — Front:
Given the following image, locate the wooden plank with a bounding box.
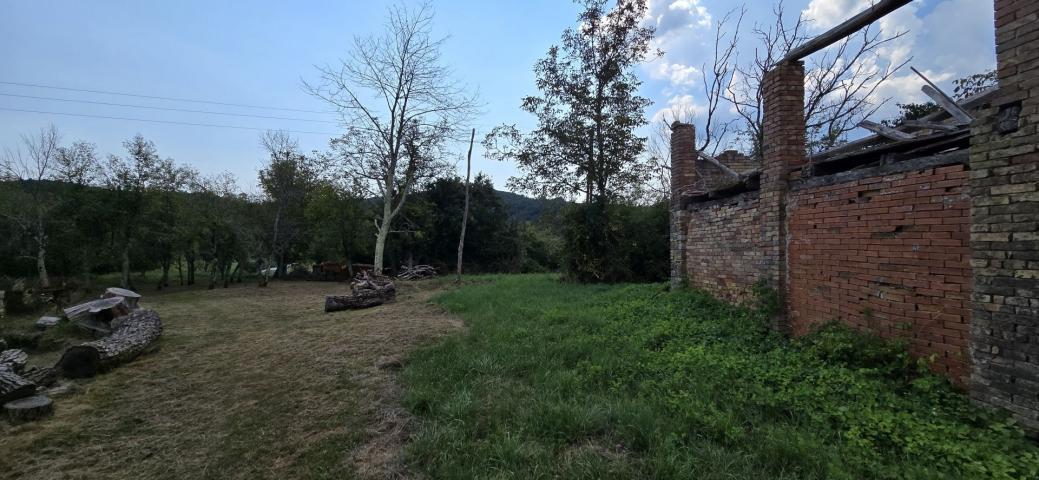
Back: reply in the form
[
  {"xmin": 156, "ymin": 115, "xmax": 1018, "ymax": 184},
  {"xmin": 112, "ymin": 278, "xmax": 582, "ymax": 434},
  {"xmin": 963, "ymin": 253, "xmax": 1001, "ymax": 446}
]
[
  {"xmin": 911, "ymin": 67, "xmax": 974, "ymax": 124},
  {"xmin": 921, "ymin": 85, "xmax": 974, "ymax": 125},
  {"xmin": 782, "ymin": 0, "xmax": 912, "ymax": 63},
  {"xmin": 859, "ymin": 120, "xmax": 915, "ymax": 141}
]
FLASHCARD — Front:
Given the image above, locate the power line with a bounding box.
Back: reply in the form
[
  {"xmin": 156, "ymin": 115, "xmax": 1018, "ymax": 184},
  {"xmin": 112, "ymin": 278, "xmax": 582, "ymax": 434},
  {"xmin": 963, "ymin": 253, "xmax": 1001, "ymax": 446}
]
[
  {"xmin": 0, "ymin": 107, "xmax": 339, "ymax": 136},
  {"xmin": 0, "ymin": 80, "xmax": 336, "ymax": 114},
  {"xmin": 0, "ymin": 92, "xmax": 340, "ymax": 124}
]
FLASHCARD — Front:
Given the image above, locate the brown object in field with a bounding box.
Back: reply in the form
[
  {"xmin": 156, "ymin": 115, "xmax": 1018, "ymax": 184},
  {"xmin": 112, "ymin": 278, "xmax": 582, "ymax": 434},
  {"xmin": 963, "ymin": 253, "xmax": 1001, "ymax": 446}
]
[
  {"xmin": 58, "ymin": 309, "xmax": 163, "ymax": 378},
  {"xmin": 63, "ymin": 296, "xmax": 132, "ymax": 335},
  {"xmin": 0, "ymin": 370, "xmax": 36, "ymax": 403},
  {"xmin": 0, "ymin": 349, "xmax": 29, "ymax": 373},
  {"xmin": 325, "ymin": 273, "xmax": 397, "ymax": 312},
  {"xmin": 4, "ymin": 395, "xmax": 53, "ymax": 423},
  {"xmin": 103, "ymin": 287, "xmax": 142, "ymax": 309}
]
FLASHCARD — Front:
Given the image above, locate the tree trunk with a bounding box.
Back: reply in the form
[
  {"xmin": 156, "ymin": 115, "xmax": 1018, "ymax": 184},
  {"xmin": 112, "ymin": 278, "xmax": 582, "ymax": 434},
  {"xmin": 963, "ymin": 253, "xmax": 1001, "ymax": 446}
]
[
  {"xmin": 120, "ymin": 243, "xmax": 133, "ymax": 290},
  {"xmin": 325, "ymin": 282, "xmax": 396, "ymax": 312},
  {"xmin": 456, "ymin": 128, "xmax": 475, "ymax": 282},
  {"xmin": 374, "ymin": 219, "xmax": 390, "ymax": 275},
  {"xmin": 157, "ymin": 256, "xmax": 170, "ymax": 290},
  {"xmin": 36, "ymin": 213, "xmax": 50, "ymax": 289},
  {"xmin": 187, "ymin": 252, "xmax": 196, "ymax": 285},
  {"xmin": 58, "ymin": 309, "xmax": 163, "ymax": 378},
  {"xmin": 177, "ymin": 254, "xmax": 184, "ymax": 286}
]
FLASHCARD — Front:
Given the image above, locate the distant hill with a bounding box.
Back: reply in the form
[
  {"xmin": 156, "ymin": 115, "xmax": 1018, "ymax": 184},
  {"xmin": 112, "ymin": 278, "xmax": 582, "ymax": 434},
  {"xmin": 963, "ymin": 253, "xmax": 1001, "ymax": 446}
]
[{"xmin": 494, "ymin": 189, "xmax": 567, "ymax": 222}]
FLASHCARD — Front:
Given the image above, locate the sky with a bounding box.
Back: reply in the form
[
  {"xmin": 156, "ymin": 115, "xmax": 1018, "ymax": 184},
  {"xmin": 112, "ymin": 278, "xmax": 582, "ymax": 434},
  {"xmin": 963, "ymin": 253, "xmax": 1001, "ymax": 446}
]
[{"xmin": 0, "ymin": 0, "xmax": 996, "ymax": 195}]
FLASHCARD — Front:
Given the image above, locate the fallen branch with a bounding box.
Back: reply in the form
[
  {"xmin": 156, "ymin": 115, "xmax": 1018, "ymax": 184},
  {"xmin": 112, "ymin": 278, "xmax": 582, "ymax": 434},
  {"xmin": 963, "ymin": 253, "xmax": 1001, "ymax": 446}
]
[{"xmin": 58, "ymin": 309, "xmax": 163, "ymax": 378}]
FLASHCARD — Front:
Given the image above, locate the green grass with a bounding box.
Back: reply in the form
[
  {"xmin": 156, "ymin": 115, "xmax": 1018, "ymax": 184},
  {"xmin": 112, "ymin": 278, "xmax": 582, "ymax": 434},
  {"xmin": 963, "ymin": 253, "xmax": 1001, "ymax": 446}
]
[{"xmin": 403, "ymin": 274, "xmax": 1039, "ymax": 479}]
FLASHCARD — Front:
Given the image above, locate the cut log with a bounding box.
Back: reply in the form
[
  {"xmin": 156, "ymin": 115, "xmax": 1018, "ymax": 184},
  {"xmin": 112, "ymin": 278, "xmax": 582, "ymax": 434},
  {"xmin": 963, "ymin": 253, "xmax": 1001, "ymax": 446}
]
[
  {"xmin": 0, "ymin": 349, "xmax": 28, "ymax": 373},
  {"xmin": 4, "ymin": 395, "xmax": 53, "ymax": 423},
  {"xmin": 325, "ymin": 282, "xmax": 397, "ymax": 312},
  {"xmin": 103, "ymin": 287, "xmax": 142, "ymax": 309},
  {"xmin": 63, "ymin": 296, "xmax": 132, "ymax": 335},
  {"xmin": 0, "ymin": 370, "xmax": 36, "ymax": 403},
  {"xmin": 36, "ymin": 316, "xmax": 61, "ymax": 330},
  {"xmin": 23, "ymin": 366, "xmax": 57, "ymax": 388},
  {"xmin": 58, "ymin": 309, "xmax": 163, "ymax": 378}
]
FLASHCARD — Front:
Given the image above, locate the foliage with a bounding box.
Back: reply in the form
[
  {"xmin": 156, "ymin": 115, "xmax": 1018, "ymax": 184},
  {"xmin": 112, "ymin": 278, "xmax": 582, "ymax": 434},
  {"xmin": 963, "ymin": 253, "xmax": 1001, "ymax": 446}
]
[
  {"xmin": 560, "ymin": 201, "xmax": 668, "ymax": 283},
  {"xmin": 953, "ymin": 69, "xmax": 997, "ymax": 100},
  {"xmin": 306, "ymin": 1, "xmax": 478, "ymax": 273},
  {"xmin": 405, "ymin": 275, "xmax": 1039, "ymax": 479},
  {"xmin": 484, "ymin": 0, "xmax": 656, "ymax": 203}
]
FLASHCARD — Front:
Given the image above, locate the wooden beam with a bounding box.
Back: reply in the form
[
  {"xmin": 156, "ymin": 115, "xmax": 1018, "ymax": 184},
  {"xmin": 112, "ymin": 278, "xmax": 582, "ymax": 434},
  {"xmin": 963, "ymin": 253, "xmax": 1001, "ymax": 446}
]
[
  {"xmin": 697, "ymin": 151, "xmax": 741, "ymax": 178},
  {"xmin": 912, "ymin": 67, "xmax": 974, "ymax": 125},
  {"xmin": 859, "ymin": 120, "xmax": 915, "ymax": 141},
  {"xmin": 900, "ymin": 120, "xmax": 961, "ymax": 132},
  {"xmin": 921, "ymin": 85, "xmax": 974, "ymax": 125},
  {"xmin": 782, "ymin": 0, "xmax": 912, "ymax": 63}
]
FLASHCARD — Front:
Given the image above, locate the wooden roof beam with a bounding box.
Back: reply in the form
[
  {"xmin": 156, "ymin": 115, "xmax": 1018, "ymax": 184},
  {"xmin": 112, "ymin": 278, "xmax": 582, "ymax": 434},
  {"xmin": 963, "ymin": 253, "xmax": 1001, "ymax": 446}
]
[{"xmin": 781, "ymin": 0, "xmax": 913, "ymax": 64}]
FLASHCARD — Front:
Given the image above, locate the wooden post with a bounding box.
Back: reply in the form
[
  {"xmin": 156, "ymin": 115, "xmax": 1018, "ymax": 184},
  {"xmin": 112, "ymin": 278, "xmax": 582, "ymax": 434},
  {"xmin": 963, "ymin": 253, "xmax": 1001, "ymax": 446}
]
[
  {"xmin": 456, "ymin": 129, "xmax": 476, "ymax": 283},
  {"xmin": 781, "ymin": 0, "xmax": 912, "ymax": 63}
]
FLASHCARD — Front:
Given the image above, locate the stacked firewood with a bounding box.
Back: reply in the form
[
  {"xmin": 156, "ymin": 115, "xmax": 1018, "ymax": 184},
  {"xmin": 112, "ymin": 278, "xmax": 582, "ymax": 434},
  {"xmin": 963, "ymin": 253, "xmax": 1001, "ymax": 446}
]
[
  {"xmin": 397, "ymin": 265, "xmax": 437, "ymax": 280},
  {"xmin": 324, "ymin": 271, "xmax": 397, "ymax": 312}
]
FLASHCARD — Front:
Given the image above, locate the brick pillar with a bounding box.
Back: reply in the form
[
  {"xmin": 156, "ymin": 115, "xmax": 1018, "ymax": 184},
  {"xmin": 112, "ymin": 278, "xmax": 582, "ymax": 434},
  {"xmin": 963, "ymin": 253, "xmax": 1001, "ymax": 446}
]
[
  {"xmin": 968, "ymin": 0, "xmax": 1039, "ymax": 434},
  {"xmin": 670, "ymin": 122, "xmax": 696, "ymax": 289},
  {"xmin": 759, "ymin": 61, "xmax": 806, "ymax": 322}
]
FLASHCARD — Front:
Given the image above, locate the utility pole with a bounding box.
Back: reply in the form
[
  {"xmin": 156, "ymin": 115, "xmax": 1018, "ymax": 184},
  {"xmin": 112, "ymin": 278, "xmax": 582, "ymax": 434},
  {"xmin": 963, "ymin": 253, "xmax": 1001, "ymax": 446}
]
[{"xmin": 455, "ymin": 128, "xmax": 476, "ymax": 283}]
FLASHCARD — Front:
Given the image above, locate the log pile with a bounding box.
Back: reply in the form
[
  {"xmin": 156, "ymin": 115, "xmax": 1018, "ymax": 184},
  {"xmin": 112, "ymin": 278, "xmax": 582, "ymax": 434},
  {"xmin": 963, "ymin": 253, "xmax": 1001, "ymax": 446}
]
[
  {"xmin": 0, "ymin": 348, "xmax": 36, "ymax": 404},
  {"xmin": 58, "ymin": 309, "xmax": 163, "ymax": 378},
  {"xmin": 397, "ymin": 265, "xmax": 437, "ymax": 280},
  {"xmin": 324, "ymin": 272, "xmax": 397, "ymax": 312}
]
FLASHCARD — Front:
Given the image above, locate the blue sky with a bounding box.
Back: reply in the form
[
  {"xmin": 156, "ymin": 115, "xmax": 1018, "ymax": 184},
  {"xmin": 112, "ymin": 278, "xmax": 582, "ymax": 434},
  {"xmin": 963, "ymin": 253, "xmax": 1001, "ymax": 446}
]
[{"xmin": 0, "ymin": 0, "xmax": 995, "ymax": 194}]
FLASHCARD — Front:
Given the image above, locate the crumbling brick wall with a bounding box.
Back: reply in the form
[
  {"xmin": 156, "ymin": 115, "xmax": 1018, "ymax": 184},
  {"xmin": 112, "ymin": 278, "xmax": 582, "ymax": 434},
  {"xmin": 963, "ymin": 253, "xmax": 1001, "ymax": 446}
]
[
  {"xmin": 967, "ymin": 0, "xmax": 1039, "ymax": 432},
  {"xmin": 684, "ymin": 192, "xmax": 763, "ymax": 304},
  {"xmin": 665, "ymin": 0, "xmax": 1039, "ymax": 432},
  {"xmin": 787, "ymin": 161, "xmax": 973, "ymax": 382}
]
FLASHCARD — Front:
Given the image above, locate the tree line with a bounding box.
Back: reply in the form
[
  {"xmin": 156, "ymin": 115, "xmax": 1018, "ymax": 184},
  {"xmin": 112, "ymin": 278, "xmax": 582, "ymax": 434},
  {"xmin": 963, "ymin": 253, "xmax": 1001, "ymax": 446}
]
[{"xmin": 0, "ymin": 126, "xmax": 579, "ymax": 292}]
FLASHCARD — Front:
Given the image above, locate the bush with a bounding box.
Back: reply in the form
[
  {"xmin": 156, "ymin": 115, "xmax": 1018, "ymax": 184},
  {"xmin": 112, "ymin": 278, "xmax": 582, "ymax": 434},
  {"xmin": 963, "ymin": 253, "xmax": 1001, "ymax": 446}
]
[{"xmin": 560, "ymin": 201, "xmax": 668, "ymax": 283}]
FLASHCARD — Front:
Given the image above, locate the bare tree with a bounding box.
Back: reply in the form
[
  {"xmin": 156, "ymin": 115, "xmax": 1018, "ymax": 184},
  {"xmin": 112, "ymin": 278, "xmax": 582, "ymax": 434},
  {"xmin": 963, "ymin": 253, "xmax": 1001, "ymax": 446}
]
[
  {"xmin": 1, "ymin": 124, "xmax": 62, "ymax": 288},
  {"xmin": 726, "ymin": 1, "xmax": 909, "ymax": 156},
  {"xmin": 306, "ymin": 2, "xmax": 477, "ymax": 274}
]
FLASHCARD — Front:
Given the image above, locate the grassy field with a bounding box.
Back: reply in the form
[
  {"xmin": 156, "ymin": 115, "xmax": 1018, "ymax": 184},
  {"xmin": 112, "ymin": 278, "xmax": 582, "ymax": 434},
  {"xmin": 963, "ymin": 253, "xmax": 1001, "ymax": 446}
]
[
  {"xmin": 0, "ymin": 279, "xmax": 461, "ymax": 480},
  {"xmin": 404, "ymin": 275, "xmax": 1039, "ymax": 479}
]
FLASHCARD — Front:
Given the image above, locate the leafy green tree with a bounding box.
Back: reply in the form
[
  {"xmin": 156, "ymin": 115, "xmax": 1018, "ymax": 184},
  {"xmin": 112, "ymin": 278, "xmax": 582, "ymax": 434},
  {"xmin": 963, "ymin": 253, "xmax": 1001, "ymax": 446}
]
[
  {"xmin": 258, "ymin": 131, "xmax": 316, "ymax": 280},
  {"xmin": 484, "ymin": 0, "xmax": 655, "ymax": 203}
]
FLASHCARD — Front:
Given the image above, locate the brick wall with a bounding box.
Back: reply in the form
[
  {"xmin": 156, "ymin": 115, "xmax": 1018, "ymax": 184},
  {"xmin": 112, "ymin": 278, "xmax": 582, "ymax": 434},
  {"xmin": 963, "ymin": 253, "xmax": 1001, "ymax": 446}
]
[
  {"xmin": 685, "ymin": 192, "xmax": 764, "ymax": 304},
  {"xmin": 788, "ymin": 163, "xmax": 973, "ymax": 382},
  {"xmin": 670, "ymin": 122, "xmax": 697, "ymax": 289},
  {"xmin": 968, "ymin": 0, "xmax": 1039, "ymax": 432},
  {"xmin": 760, "ymin": 61, "xmax": 806, "ymax": 313},
  {"xmin": 668, "ymin": 0, "xmax": 1039, "ymax": 433}
]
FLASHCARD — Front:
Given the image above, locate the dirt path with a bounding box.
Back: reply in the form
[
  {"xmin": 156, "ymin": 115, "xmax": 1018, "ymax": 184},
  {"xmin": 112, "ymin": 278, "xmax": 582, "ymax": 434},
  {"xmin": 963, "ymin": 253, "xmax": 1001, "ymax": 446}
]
[{"xmin": 0, "ymin": 280, "xmax": 462, "ymax": 480}]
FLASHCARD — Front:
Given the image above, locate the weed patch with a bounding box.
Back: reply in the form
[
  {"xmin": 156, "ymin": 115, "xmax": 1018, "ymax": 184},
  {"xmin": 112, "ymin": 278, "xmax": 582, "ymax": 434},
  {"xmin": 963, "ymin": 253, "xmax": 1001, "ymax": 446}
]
[{"xmin": 404, "ymin": 274, "xmax": 1039, "ymax": 479}]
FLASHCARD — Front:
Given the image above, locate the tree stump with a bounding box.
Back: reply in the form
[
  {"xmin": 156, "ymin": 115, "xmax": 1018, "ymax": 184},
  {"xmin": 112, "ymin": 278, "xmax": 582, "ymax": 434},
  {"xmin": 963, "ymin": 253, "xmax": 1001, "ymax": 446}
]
[
  {"xmin": 58, "ymin": 309, "xmax": 163, "ymax": 378},
  {"xmin": 4, "ymin": 395, "xmax": 53, "ymax": 423}
]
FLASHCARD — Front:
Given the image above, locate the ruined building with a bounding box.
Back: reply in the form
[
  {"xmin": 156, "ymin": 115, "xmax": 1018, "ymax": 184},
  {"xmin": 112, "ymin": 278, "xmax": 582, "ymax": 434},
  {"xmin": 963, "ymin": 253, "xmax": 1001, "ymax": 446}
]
[{"xmin": 670, "ymin": 0, "xmax": 1039, "ymax": 432}]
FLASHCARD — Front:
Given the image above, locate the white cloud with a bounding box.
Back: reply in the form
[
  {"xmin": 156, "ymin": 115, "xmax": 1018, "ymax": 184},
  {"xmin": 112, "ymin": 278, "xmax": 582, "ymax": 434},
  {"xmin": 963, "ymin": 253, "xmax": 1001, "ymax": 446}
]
[
  {"xmin": 650, "ymin": 62, "xmax": 700, "ymax": 87},
  {"xmin": 651, "ymin": 94, "xmax": 708, "ymax": 125}
]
